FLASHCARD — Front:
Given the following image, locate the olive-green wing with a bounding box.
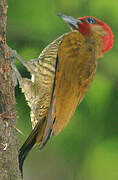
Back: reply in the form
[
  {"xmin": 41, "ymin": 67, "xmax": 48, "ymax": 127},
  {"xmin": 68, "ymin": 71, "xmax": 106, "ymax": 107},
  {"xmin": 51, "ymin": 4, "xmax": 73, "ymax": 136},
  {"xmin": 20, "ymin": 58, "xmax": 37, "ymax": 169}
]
[{"xmin": 40, "ymin": 31, "xmax": 97, "ymax": 148}]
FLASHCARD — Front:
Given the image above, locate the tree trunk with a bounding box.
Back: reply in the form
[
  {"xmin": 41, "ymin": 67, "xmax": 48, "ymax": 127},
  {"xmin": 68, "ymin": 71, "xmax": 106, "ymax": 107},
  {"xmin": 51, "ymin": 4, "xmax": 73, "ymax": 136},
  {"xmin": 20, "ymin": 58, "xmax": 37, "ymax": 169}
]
[{"xmin": 0, "ymin": 0, "xmax": 20, "ymax": 179}]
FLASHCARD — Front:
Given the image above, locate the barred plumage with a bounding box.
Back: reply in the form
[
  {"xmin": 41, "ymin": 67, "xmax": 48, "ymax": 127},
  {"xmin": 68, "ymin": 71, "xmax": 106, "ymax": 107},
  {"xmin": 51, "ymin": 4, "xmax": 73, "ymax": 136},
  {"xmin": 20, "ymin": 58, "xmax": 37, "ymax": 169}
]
[
  {"xmin": 21, "ymin": 34, "xmax": 65, "ymax": 130},
  {"xmin": 17, "ymin": 13, "xmax": 113, "ymax": 177}
]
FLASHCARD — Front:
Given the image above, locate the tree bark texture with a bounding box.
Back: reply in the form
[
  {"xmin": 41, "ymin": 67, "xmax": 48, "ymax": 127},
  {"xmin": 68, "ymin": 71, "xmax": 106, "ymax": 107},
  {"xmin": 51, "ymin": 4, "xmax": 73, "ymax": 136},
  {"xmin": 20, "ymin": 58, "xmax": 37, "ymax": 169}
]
[{"xmin": 0, "ymin": 0, "xmax": 20, "ymax": 179}]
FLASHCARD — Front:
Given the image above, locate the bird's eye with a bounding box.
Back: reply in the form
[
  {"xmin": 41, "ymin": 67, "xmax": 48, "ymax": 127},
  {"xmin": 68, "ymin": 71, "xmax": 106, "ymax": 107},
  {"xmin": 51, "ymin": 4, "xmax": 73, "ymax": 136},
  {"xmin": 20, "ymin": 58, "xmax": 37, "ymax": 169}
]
[{"xmin": 85, "ymin": 17, "xmax": 96, "ymax": 24}]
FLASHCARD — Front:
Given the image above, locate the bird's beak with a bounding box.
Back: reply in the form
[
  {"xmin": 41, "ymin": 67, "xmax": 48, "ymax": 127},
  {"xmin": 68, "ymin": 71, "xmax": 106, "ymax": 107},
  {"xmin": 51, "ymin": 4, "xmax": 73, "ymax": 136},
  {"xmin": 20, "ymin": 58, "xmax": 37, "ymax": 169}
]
[{"xmin": 57, "ymin": 12, "xmax": 82, "ymax": 30}]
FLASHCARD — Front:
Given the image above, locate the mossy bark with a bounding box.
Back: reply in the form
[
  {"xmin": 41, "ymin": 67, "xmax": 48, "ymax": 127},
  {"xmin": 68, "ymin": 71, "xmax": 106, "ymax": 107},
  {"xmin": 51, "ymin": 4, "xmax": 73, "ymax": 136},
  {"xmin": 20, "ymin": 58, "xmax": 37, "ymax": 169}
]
[{"xmin": 0, "ymin": 0, "xmax": 20, "ymax": 179}]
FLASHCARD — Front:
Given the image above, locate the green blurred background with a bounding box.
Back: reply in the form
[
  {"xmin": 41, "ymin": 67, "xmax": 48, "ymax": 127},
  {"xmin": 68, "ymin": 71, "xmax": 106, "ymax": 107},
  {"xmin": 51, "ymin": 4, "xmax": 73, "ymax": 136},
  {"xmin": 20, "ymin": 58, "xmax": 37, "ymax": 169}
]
[{"xmin": 7, "ymin": 0, "xmax": 118, "ymax": 180}]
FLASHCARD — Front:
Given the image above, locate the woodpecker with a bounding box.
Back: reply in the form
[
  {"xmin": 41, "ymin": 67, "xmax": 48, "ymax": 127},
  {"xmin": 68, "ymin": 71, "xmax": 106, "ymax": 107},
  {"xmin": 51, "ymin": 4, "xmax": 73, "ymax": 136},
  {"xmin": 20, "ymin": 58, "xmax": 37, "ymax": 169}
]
[{"xmin": 17, "ymin": 13, "xmax": 113, "ymax": 176}]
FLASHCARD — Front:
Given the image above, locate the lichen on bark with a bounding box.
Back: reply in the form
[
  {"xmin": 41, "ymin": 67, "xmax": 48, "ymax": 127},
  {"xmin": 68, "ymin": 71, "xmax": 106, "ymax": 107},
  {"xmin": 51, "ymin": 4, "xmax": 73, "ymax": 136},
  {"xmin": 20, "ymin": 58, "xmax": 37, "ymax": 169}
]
[{"xmin": 0, "ymin": 0, "xmax": 20, "ymax": 179}]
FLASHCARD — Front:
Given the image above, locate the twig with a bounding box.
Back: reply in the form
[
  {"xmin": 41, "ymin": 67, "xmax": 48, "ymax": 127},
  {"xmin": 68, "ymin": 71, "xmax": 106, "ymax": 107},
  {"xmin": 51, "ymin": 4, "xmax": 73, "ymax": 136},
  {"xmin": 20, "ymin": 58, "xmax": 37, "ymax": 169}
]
[{"xmin": 13, "ymin": 125, "xmax": 25, "ymax": 136}]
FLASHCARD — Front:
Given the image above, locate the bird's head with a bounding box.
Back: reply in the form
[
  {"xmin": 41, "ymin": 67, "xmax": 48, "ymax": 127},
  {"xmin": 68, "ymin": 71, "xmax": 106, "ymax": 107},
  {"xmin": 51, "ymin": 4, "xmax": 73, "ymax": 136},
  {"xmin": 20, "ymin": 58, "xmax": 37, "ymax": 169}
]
[{"xmin": 57, "ymin": 13, "xmax": 113, "ymax": 53}]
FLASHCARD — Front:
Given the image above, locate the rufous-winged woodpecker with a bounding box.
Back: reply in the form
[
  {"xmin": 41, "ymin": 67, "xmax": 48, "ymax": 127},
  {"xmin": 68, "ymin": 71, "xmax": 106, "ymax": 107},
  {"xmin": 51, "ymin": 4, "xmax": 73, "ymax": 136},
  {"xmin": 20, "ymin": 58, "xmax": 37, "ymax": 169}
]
[{"xmin": 16, "ymin": 13, "xmax": 113, "ymax": 176}]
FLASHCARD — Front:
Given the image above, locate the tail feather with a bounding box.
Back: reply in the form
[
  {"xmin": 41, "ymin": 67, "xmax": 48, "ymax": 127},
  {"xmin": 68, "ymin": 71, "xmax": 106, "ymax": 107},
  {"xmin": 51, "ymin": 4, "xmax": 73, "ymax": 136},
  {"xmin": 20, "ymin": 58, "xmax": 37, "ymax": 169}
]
[
  {"xmin": 18, "ymin": 117, "xmax": 46, "ymax": 177},
  {"xmin": 18, "ymin": 128, "xmax": 38, "ymax": 177}
]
